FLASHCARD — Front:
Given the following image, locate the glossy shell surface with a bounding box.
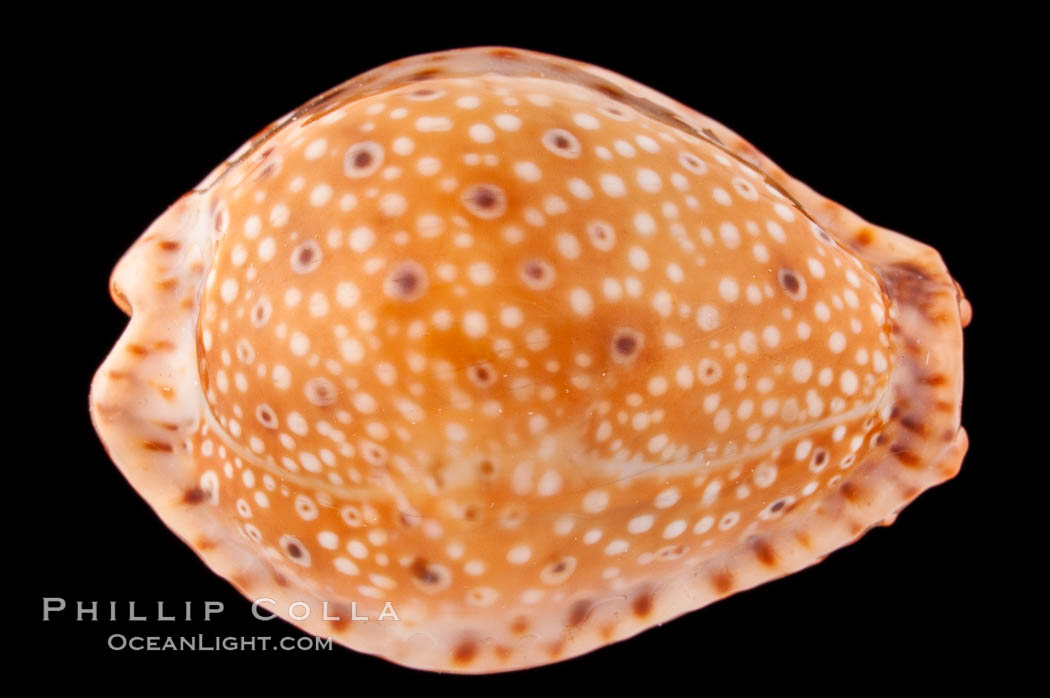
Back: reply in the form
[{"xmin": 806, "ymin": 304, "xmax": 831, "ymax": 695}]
[{"xmin": 90, "ymin": 47, "xmax": 970, "ymax": 673}]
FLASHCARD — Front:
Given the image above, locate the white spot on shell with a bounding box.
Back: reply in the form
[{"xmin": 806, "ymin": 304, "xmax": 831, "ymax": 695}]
[{"xmin": 600, "ymin": 174, "xmax": 626, "ymax": 197}]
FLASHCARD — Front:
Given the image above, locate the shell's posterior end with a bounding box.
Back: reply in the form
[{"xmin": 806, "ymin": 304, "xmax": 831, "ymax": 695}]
[{"xmin": 956, "ymin": 283, "xmax": 973, "ymax": 328}]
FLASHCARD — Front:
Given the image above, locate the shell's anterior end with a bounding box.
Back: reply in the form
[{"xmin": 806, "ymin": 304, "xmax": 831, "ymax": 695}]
[{"xmin": 90, "ymin": 46, "xmax": 967, "ymax": 673}]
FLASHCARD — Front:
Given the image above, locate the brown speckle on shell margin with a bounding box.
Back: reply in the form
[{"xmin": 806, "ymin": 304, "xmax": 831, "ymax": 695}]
[
  {"xmin": 632, "ymin": 588, "xmax": 654, "ymax": 617},
  {"xmin": 183, "ymin": 486, "xmax": 206, "ymax": 504},
  {"xmin": 750, "ymin": 537, "xmax": 777, "ymax": 567},
  {"xmin": 452, "ymin": 638, "xmax": 478, "ymax": 665},
  {"xmin": 712, "ymin": 571, "xmax": 734, "ymax": 595}
]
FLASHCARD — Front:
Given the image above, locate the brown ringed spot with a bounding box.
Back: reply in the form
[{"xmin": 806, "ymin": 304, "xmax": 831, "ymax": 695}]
[
  {"xmin": 461, "ymin": 183, "xmax": 507, "ymax": 219},
  {"xmin": 255, "ymin": 404, "xmax": 278, "ymax": 429},
  {"xmin": 696, "ymin": 357, "xmax": 723, "ymax": 385},
  {"xmin": 404, "ymin": 87, "xmax": 445, "ymax": 101},
  {"xmin": 410, "ymin": 558, "xmax": 452, "ymax": 593},
  {"xmin": 344, "ymin": 141, "xmax": 384, "ymax": 178},
  {"xmin": 279, "ymin": 535, "xmax": 311, "ymax": 566},
  {"xmin": 599, "ymin": 103, "xmax": 632, "ymax": 121},
  {"xmin": 586, "ymin": 220, "xmax": 616, "ymax": 251},
  {"xmin": 731, "ymin": 176, "xmax": 759, "ymax": 200},
  {"xmin": 540, "ymin": 556, "xmax": 577, "ymax": 585},
  {"xmin": 759, "ymin": 496, "xmax": 795, "ymax": 520},
  {"xmin": 242, "ymin": 524, "xmax": 262, "ymax": 544},
  {"xmin": 254, "ymin": 157, "xmax": 281, "ymax": 182},
  {"xmin": 251, "ymin": 297, "xmax": 273, "ymax": 327},
  {"xmin": 384, "ymin": 260, "xmax": 428, "ymax": 301},
  {"xmin": 235, "ymin": 339, "xmax": 255, "ymax": 364},
  {"xmin": 815, "ymin": 227, "xmax": 834, "ymax": 244},
  {"xmin": 291, "ymin": 240, "xmax": 322, "ymax": 274},
  {"xmin": 809, "ymin": 448, "xmax": 829, "ymax": 472},
  {"xmin": 679, "ymin": 152, "xmax": 708, "ymax": 175},
  {"xmin": 340, "ymin": 505, "xmax": 363, "ymax": 527},
  {"xmin": 466, "ymin": 361, "xmax": 498, "ymax": 388},
  {"xmin": 520, "ymin": 259, "xmax": 556, "ymax": 290},
  {"xmin": 611, "ymin": 327, "xmax": 644, "ymax": 364},
  {"xmin": 778, "ymin": 268, "xmax": 807, "ymax": 301},
  {"xmin": 213, "ymin": 203, "xmax": 229, "ymax": 234},
  {"xmin": 304, "ymin": 377, "xmax": 338, "ymax": 407},
  {"xmin": 656, "ymin": 544, "xmax": 688, "ymax": 561},
  {"xmin": 359, "ymin": 440, "xmax": 388, "ymax": 467},
  {"xmin": 542, "ymin": 129, "xmax": 581, "ymax": 158}
]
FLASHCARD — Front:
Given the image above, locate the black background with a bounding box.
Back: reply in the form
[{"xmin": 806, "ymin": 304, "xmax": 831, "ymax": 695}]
[{"xmin": 24, "ymin": 10, "xmax": 1022, "ymax": 689}]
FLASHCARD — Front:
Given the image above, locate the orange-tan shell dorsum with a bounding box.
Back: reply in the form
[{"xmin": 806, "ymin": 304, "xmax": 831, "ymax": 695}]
[{"xmin": 89, "ymin": 47, "xmax": 970, "ymax": 673}]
